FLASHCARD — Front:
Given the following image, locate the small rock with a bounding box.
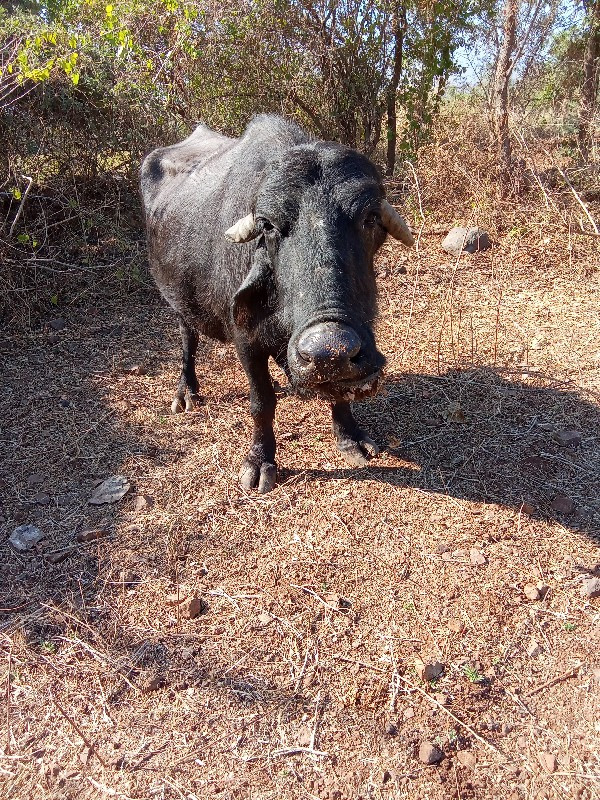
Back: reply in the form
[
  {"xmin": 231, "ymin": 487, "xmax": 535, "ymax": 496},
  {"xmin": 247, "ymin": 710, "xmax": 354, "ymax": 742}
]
[
  {"xmin": 436, "ymin": 543, "xmax": 450, "ymax": 554},
  {"xmin": 59, "ymin": 396, "xmax": 71, "ymax": 409},
  {"xmin": 418, "ymin": 741, "xmax": 444, "ymax": 765},
  {"xmin": 442, "ymin": 227, "xmax": 491, "ymax": 256},
  {"xmin": 447, "ymin": 618, "xmax": 464, "ymax": 633},
  {"xmin": 27, "ymin": 473, "xmax": 45, "ymax": 487},
  {"xmin": 185, "ymin": 597, "xmax": 208, "ymax": 619},
  {"xmin": 257, "ymin": 611, "xmax": 272, "ymax": 625},
  {"xmin": 527, "ymin": 638, "xmax": 542, "ymax": 658},
  {"xmin": 523, "ymin": 583, "xmax": 542, "ymax": 601},
  {"xmin": 385, "ymin": 722, "xmax": 398, "ymax": 736},
  {"xmin": 456, "ymin": 750, "xmax": 477, "ymax": 768},
  {"xmin": 297, "ymin": 725, "xmax": 312, "ymax": 747},
  {"xmin": 470, "ymin": 548, "xmax": 486, "ymax": 566},
  {"xmin": 118, "ymin": 570, "xmax": 139, "ymax": 589},
  {"xmin": 501, "ymin": 723, "xmax": 513, "ymax": 735},
  {"xmin": 415, "ymin": 658, "xmax": 445, "ymax": 682},
  {"xmin": 552, "ymin": 430, "xmax": 582, "ymax": 447},
  {"xmin": 433, "ymin": 692, "xmax": 448, "ymax": 705},
  {"xmin": 133, "ymin": 495, "xmax": 152, "ymax": 512},
  {"xmin": 46, "ymin": 547, "xmax": 76, "ymax": 564},
  {"xmin": 403, "ymin": 706, "xmax": 415, "ymax": 719},
  {"xmin": 76, "ymin": 528, "xmax": 110, "ymax": 543},
  {"xmin": 538, "ymin": 752, "xmax": 557, "ymax": 773},
  {"xmin": 122, "ymin": 364, "xmax": 147, "ymax": 376},
  {"xmin": 88, "ymin": 475, "xmax": 131, "ymax": 505},
  {"xmin": 581, "ymin": 577, "xmax": 600, "ymax": 598},
  {"xmin": 551, "ymin": 494, "xmax": 574, "ymax": 514},
  {"xmin": 520, "ymin": 502, "xmax": 536, "ymax": 516},
  {"xmin": 32, "ymin": 492, "xmax": 51, "ymax": 506},
  {"xmin": 9, "ymin": 524, "xmax": 45, "ymax": 552},
  {"xmin": 49, "ymin": 317, "xmax": 66, "ymax": 331}
]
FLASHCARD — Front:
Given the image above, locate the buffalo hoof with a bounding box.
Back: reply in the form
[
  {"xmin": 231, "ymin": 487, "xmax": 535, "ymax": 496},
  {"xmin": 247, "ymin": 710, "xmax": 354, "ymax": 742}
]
[
  {"xmin": 171, "ymin": 392, "xmax": 202, "ymax": 414},
  {"xmin": 336, "ymin": 433, "xmax": 379, "ymax": 467},
  {"xmin": 239, "ymin": 459, "xmax": 277, "ymax": 493}
]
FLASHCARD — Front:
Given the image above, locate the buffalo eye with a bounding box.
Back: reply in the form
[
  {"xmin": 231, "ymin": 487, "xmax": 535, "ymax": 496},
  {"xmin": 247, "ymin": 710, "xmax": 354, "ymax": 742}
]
[
  {"xmin": 363, "ymin": 211, "xmax": 380, "ymax": 229},
  {"xmin": 258, "ymin": 218, "xmax": 277, "ymax": 235}
]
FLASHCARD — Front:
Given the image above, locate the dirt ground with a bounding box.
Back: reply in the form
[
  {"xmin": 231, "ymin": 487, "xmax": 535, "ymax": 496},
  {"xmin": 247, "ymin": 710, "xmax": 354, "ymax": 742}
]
[{"xmin": 1, "ymin": 231, "xmax": 599, "ymax": 800}]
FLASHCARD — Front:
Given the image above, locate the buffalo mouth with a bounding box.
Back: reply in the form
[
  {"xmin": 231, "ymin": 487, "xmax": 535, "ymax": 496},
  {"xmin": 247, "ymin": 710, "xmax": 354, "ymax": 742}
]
[{"xmin": 294, "ymin": 372, "xmax": 381, "ymax": 402}]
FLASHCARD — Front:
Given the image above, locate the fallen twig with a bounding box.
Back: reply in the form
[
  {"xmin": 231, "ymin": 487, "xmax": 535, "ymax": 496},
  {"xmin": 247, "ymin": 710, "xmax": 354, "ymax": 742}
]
[
  {"xmin": 394, "ymin": 672, "xmax": 511, "ymax": 763},
  {"xmin": 523, "ymin": 664, "xmax": 581, "ymax": 697},
  {"xmin": 51, "ymin": 693, "xmax": 108, "ymax": 768},
  {"xmin": 290, "ymin": 584, "xmax": 345, "ymax": 614}
]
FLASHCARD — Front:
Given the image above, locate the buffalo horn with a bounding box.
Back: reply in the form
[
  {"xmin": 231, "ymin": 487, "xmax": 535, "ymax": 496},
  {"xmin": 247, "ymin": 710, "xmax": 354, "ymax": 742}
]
[
  {"xmin": 380, "ymin": 200, "xmax": 414, "ymax": 246},
  {"xmin": 225, "ymin": 213, "xmax": 260, "ymax": 243}
]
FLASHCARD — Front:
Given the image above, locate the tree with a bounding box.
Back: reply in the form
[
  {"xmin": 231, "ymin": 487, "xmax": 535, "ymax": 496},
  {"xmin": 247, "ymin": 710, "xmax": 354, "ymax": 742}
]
[{"xmin": 579, "ymin": 0, "xmax": 600, "ymax": 158}]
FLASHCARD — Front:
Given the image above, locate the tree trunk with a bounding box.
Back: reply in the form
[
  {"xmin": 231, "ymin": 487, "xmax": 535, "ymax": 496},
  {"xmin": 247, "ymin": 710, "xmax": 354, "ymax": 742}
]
[
  {"xmin": 385, "ymin": 8, "xmax": 406, "ymax": 177},
  {"xmin": 578, "ymin": 0, "xmax": 600, "ymax": 160},
  {"xmin": 493, "ymin": 0, "xmax": 518, "ymax": 195}
]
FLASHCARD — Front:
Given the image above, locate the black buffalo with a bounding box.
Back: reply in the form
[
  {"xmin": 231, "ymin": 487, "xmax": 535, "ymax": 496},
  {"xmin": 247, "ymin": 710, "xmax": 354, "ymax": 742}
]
[{"xmin": 141, "ymin": 115, "xmax": 414, "ymax": 492}]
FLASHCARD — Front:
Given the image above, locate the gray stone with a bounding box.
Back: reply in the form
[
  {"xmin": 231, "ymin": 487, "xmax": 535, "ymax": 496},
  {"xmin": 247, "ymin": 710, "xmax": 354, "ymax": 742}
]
[
  {"xmin": 442, "ymin": 227, "xmax": 492, "ymax": 256},
  {"xmin": 9, "ymin": 524, "xmax": 45, "ymax": 551},
  {"xmin": 582, "ymin": 577, "xmax": 600, "ymax": 598},
  {"xmin": 418, "ymin": 741, "xmax": 444, "ymax": 764}
]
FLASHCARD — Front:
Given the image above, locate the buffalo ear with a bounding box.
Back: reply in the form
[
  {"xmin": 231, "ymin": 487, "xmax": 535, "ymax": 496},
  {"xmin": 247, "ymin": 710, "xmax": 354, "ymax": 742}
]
[{"xmin": 232, "ymin": 245, "xmax": 276, "ymax": 331}]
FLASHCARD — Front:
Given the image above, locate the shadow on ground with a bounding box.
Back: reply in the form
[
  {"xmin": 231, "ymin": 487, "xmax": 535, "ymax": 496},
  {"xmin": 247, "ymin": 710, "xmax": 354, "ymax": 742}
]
[{"xmin": 298, "ymin": 370, "xmax": 600, "ymax": 542}]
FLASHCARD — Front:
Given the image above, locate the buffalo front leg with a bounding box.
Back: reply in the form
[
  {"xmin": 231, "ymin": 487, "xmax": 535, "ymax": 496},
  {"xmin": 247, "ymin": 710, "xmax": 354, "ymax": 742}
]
[
  {"xmin": 331, "ymin": 401, "xmax": 379, "ymax": 467},
  {"xmin": 171, "ymin": 317, "xmax": 202, "ymax": 413},
  {"xmin": 237, "ymin": 348, "xmax": 277, "ymax": 493}
]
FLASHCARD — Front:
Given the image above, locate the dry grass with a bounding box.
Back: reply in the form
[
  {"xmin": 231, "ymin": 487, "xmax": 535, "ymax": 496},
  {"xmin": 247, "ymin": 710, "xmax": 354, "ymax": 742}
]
[{"xmin": 1, "ymin": 157, "xmax": 600, "ymax": 800}]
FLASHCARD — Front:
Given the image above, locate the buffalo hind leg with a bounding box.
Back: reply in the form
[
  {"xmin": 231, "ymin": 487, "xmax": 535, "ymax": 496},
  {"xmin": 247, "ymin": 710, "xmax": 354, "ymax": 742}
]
[
  {"xmin": 171, "ymin": 318, "xmax": 202, "ymax": 413},
  {"xmin": 237, "ymin": 346, "xmax": 277, "ymax": 493},
  {"xmin": 331, "ymin": 401, "xmax": 378, "ymax": 467}
]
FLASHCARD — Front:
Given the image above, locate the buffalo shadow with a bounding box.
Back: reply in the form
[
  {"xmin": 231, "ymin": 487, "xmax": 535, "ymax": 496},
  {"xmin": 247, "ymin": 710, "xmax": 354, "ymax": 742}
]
[{"xmin": 298, "ymin": 368, "xmax": 600, "ymax": 542}]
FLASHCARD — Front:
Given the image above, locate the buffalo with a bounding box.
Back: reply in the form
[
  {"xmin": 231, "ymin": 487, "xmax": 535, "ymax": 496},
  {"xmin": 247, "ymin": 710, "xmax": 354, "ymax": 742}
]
[{"xmin": 141, "ymin": 115, "xmax": 414, "ymax": 492}]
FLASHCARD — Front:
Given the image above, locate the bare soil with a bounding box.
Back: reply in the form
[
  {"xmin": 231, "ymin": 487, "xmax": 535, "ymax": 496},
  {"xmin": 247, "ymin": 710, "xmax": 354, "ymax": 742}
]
[{"xmin": 1, "ymin": 233, "xmax": 599, "ymax": 800}]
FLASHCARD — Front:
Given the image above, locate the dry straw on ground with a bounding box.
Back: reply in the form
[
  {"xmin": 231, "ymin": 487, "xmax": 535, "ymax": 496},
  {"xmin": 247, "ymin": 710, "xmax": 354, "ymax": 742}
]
[{"xmin": 1, "ymin": 136, "xmax": 599, "ymax": 799}]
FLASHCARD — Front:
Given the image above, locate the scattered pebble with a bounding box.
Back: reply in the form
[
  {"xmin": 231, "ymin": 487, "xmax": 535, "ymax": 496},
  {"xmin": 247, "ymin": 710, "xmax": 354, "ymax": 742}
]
[
  {"xmin": 32, "ymin": 492, "xmax": 51, "ymax": 505},
  {"xmin": 501, "ymin": 723, "xmax": 513, "ymax": 735},
  {"xmin": 456, "ymin": 750, "xmax": 477, "ymax": 768},
  {"xmin": 418, "ymin": 741, "xmax": 443, "ymax": 765},
  {"xmin": 27, "ymin": 473, "xmax": 45, "ymax": 487},
  {"xmin": 122, "ymin": 363, "xmax": 147, "ymax": 376},
  {"xmin": 527, "ymin": 638, "xmax": 542, "ymax": 658},
  {"xmin": 551, "ymin": 494, "xmax": 574, "ymax": 514},
  {"xmin": 9, "ymin": 524, "xmax": 45, "ymax": 551},
  {"xmin": 402, "ymin": 706, "xmax": 415, "ymax": 719},
  {"xmin": 447, "ymin": 618, "xmax": 464, "ymax": 633},
  {"xmin": 89, "ymin": 475, "xmax": 131, "ymax": 505},
  {"xmin": 48, "ymin": 317, "xmax": 66, "ymax": 331},
  {"xmin": 76, "ymin": 528, "xmax": 110, "ymax": 543},
  {"xmin": 385, "ymin": 722, "xmax": 398, "ymax": 737},
  {"xmin": 470, "ymin": 548, "xmax": 486, "ymax": 566},
  {"xmin": 520, "ymin": 502, "xmax": 536, "ymax": 516},
  {"xmin": 538, "ymin": 752, "xmax": 557, "ymax": 773},
  {"xmin": 257, "ymin": 611, "xmax": 272, "ymax": 625},
  {"xmin": 415, "ymin": 658, "xmax": 445, "ymax": 682},
  {"xmin": 523, "ymin": 583, "xmax": 548, "ymax": 601},
  {"xmin": 581, "ymin": 577, "xmax": 600, "ymax": 598},
  {"xmin": 46, "ymin": 547, "xmax": 76, "ymax": 564},
  {"xmin": 118, "ymin": 570, "xmax": 139, "ymax": 589},
  {"xmin": 552, "ymin": 430, "xmax": 582, "ymax": 447},
  {"xmin": 133, "ymin": 495, "xmax": 153, "ymax": 512},
  {"xmin": 185, "ymin": 597, "xmax": 208, "ymax": 619}
]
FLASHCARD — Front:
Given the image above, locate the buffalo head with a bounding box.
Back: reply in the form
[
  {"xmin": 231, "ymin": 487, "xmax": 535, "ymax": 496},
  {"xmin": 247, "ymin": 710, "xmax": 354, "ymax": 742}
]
[{"xmin": 226, "ymin": 142, "xmax": 413, "ymax": 401}]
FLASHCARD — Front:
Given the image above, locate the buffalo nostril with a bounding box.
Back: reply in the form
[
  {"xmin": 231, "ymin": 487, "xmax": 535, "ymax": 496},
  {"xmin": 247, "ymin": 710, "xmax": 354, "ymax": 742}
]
[{"xmin": 297, "ymin": 323, "xmax": 362, "ymax": 367}]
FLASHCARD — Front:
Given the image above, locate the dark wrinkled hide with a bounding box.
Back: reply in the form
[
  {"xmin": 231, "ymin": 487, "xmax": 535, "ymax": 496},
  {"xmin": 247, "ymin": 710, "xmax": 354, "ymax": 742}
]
[{"xmin": 141, "ymin": 115, "xmax": 395, "ymax": 492}]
